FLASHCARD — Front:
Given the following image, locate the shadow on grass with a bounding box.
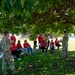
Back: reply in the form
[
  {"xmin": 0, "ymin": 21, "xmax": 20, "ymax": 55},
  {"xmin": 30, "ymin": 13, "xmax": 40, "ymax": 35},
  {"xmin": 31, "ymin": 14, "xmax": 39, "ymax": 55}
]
[{"xmin": 0, "ymin": 50, "xmax": 75, "ymax": 75}]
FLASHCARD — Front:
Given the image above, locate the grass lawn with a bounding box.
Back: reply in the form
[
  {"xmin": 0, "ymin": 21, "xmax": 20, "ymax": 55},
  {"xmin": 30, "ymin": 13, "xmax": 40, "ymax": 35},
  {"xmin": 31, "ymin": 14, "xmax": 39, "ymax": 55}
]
[{"xmin": 0, "ymin": 49, "xmax": 75, "ymax": 75}]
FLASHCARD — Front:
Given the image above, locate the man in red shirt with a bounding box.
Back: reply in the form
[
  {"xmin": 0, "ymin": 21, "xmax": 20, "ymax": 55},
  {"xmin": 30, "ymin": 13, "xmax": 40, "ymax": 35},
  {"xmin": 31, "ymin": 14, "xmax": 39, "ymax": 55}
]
[
  {"xmin": 23, "ymin": 40, "xmax": 32, "ymax": 55},
  {"xmin": 38, "ymin": 34, "xmax": 44, "ymax": 49},
  {"xmin": 50, "ymin": 40, "xmax": 54, "ymax": 54},
  {"xmin": 40, "ymin": 39, "xmax": 48, "ymax": 53}
]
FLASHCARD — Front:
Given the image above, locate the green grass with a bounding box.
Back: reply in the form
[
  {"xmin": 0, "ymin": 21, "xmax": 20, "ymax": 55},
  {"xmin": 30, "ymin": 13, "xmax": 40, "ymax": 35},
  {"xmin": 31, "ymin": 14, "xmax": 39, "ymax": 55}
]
[{"xmin": 0, "ymin": 50, "xmax": 75, "ymax": 75}]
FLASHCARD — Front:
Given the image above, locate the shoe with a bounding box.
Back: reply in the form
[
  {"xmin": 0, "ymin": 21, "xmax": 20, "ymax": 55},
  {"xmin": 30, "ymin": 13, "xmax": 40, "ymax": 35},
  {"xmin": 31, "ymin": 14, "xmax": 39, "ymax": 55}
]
[
  {"xmin": 12, "ymin": 70, "xmax": 18, "ymax": 74},
  {"xmin": 18, "ymin": 58, "xmax": 21, "ymax": 60}
]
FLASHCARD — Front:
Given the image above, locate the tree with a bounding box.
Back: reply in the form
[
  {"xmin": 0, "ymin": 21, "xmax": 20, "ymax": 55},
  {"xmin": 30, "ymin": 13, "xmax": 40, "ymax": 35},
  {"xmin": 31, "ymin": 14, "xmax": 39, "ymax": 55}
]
[{"xmin": 0, "ymin": 0, "xmax": 75, "ymax": 39}]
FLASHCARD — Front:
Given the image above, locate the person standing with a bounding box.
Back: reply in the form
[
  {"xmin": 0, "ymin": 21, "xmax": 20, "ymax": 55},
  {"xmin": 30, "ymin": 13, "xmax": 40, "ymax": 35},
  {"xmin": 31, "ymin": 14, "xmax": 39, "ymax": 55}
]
[
  {"xmin": 48, "ymin": 34, "xmax": 50, "ymax": 47},
  {"xmin": 0, "ymin": 31, "xmax": 18, "ymax": 75},
  {"xmin": 44, "ymin": 35, "xmax": 48, "ymax": 52},
  {"xmin": 40, "ymin": 39, "xmax": 48, "ymax": 53},
  {"xmin": 33, "ymin": 39, "xmax": 37, "ymax": 49},
  {"xmin": 50, "ymin": 40, "xmax": 54, "ymax": 54},
  {"xmin": 62, "ymin": 30, "xmax": 69, "ymax": 60},
  {"xmin": 38, "ymin": 34, "xmax": 44, "ymax": 49}
]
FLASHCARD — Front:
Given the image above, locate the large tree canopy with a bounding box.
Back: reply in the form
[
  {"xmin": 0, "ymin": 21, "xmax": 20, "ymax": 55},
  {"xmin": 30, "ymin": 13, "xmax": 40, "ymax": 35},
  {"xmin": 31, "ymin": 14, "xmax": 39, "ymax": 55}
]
[{"xmin": 0, "ymin": 0, "xmax": 75, "ymax": 38}]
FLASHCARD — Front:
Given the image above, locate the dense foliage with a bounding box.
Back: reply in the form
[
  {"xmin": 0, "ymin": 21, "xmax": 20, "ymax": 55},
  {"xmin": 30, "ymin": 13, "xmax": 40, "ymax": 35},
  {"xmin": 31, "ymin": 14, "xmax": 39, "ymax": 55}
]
[{"xmin": 0, "ymin": 0, "xmax": 75, "ymax": 37}]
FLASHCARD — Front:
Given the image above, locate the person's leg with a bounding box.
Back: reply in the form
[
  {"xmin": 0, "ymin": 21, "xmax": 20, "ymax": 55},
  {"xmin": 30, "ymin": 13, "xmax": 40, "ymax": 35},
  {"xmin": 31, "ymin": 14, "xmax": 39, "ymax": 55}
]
[
  {"xmin": 38, "ymin": 43, "xmax": 41, "ymax": 49},
  {"xmin": 45, "ymin": 47, "xmax": 48, "ymax": 52},
  {"xmin": 41, "ymin": 47, "xmax": 44, "ymax": 52},
  {"xmin": 56, "ymin": 44, "xmax": 58, "ymax": 50},
  {"xmin": 50, "ymin": 46, "xmax": 52, "ymax": 53},
  {"xmin": 58, "ymin": 44, "xmax": 61, "ymax": 50},
  {"xmin": 51, "ymin": 46, "xmax": 54, "ymax": 54},
  {"xmin": 57, "ymin": 44, "xmax": 61, "ymax": 50},
  {"xmin": 23, "ymin": 48, "xmax": 27, "ymax": 54},
  {"xmin": 27, "ymin": 48, "xmax": 30, "ymax": 55},
  {"xmin": 50, "ymin": 49, "xmax": 52, "ymax": 54},
  {"xmin": 11, "ymin": 51, "xmax": 15, "ymax": 57},
  {"xmin": 65, "ymin": 46, "xmax": 68, "ymax": 58},
  {"xmin": 42, "ymin": 48, "xmax": 44, "ymax": 52},
  {"xmin": 2, "ymin": 57, "xmax": 7, "ymax": 75},
  {"xmin": 14, "ymin": 50, "xmax": 20, "ymax": 58},
  {"xmin": 28, "ymin": 48, "xmax": 31, "ymax": 55},
  {"xmin": 18, "ymin": 50, "xmax": 21, "ymax": 54},
  {"xmin": 62, "ymin": 46, "xmax": 66, "ymax": 59},
  {"xmin": 30, "ymin": 48, "xmax": 33, "ymax": 54},
  {"xmin": 57, "ymin": 44, "xmax": 59, "ymax": 50},
  {"xmin": 48, "ymin": 41, "xmax": 50, "ymax": 47},
  {"xmin": 34, "ymin": 45, "xmax": 36, "ymax": 49},
  {"xmin": 51, "ymin": 46, "xmax": 53, "ymax": 54},
  {"xmin": 19, "ymin": 48, "xmax": 24, "ymax": 55},
  {"xmin": 52, "ymin": 46, "xmax": 54, "ymax": 53},
  {"xmin": 7, "ymin": 55, "xmax": 18, "ymax": 74}
]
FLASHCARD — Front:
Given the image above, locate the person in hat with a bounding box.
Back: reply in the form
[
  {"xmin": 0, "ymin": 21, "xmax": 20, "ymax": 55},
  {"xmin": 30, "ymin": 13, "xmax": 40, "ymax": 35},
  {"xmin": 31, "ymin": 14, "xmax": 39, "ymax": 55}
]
[
  {"xmin": 62, "ymin": 30, "xmax": 69, "ymax": 60},
  {"xmin": 0, "ymin": 31, "xmax": 18, "ymax": 75}
]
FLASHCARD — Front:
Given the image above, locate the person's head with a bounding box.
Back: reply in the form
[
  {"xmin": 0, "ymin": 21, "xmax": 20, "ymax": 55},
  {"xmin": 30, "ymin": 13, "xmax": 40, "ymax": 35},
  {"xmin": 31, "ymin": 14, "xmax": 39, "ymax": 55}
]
[
  {"xmin": 18, "ymin": 40, "xmax": 20, "ymax": 43},
  {"xmin": 56, "ymin": 37, "xmax": 58, "ymax": 40},
  {"xmin": 24, "ymin": 40, "xmax": 27, "ymax": 42},
  {"xmin": 48, "ymin": 33, "xmax": 50, "ymax": 36},
  {"xmin": 4, "ymin": 31, "xmax": 9, "ymax": 38},
  {"xmin": 51, "ymin": 39, "xmax": 53, "ymax": 42},
  {"xmin": 12, "ymin": 33, "xmax": 14, "ymax": 35},
  {"xmin": 39, "ymin": 33, "xmax": 42, "ymax": 36},
  {"xmin": 45, "ymin": 34, "xmax": 47, "ymax": 37},
  {"xmin": 64, "ymin": 30, "xmax": 66, "ymax": 33}
]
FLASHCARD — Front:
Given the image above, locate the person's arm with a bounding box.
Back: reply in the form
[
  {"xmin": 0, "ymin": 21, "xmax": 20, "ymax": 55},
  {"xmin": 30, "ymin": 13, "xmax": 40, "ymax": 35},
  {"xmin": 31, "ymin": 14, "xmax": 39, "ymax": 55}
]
[
  {"xmin": 0, "ymin": 41, "xmax": 4, "ymax": 53},
  {"xmin": 14, "ymin": 36, "xmax": 16, "ymax": 42},
  {"xmin": 0, "ymin": 38, "xmax": 10, "ymax": 53}
]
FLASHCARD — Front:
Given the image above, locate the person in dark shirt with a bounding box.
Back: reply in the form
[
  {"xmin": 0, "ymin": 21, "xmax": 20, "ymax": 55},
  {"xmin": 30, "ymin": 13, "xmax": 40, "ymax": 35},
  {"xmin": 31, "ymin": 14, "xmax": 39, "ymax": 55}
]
[{"xmin": 33, "ymin": 40, "xmax": 37, "ymax": 49}]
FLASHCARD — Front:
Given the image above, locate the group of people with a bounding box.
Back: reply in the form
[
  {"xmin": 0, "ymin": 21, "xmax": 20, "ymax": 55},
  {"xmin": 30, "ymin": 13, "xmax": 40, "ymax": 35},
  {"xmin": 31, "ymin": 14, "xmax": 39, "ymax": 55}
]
[
  {"xmin": 0, "ymin": 32, "xmax": 18, "ymax": 75},
  {"xmin": 0, "ymin": 30, "xmax": 69, "ymax": 75},
  {"xmin": 37, "ymin": 34, "xmax": 61, "ymax": 54},
  {"xmin": 10, "ymin": 34, "xmax": 33, "ymax": 60},
  {"xmin": 0, "ymin": 32, "xmax": 33, "ymax": 75},
  {"xmin": 37, "ymin": 30, "xmax": 69, "ymax": 59}
]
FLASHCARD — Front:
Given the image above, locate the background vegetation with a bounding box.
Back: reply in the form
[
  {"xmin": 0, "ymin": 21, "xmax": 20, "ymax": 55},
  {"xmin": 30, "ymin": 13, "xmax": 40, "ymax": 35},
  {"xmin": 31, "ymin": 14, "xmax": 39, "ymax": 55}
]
[{"xmin": 0, "ymin": 0, "xmax": 75, "ymax": 39}]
